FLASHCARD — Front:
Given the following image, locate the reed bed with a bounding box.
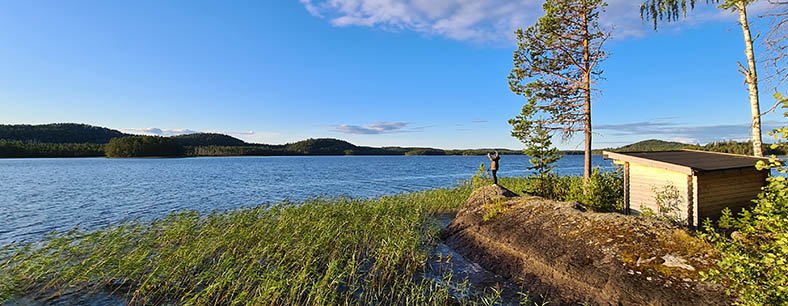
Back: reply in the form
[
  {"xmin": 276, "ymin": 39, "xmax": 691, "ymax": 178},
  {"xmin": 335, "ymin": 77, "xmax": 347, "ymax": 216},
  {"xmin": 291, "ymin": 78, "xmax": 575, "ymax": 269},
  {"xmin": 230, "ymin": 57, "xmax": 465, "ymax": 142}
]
[{"xmin": 0, "ymin": 185, "xmax": 487, "ymax": 305}]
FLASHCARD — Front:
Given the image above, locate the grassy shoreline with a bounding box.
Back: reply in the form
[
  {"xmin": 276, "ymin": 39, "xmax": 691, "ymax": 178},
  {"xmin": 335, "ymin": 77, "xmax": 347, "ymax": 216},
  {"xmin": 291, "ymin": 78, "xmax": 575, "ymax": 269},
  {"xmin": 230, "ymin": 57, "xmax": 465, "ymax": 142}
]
[
  {"xmin": 0, "ymin": 169, "xmax": 634, "ymax": 305},
  {"xmin": 1, "ymin": 183, "xmax": 483, "ymax": 305}
]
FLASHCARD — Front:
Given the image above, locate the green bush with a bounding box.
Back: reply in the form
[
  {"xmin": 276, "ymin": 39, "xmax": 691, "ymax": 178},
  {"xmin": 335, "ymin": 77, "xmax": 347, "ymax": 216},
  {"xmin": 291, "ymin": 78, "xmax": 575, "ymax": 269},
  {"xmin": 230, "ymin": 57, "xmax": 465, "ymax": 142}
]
[
  {"xmin": 699, "ymin": 94, "xmax": 788, "ymax": 305},
  {"xmin": 470, "ymin": 163, "xmax": 493, "ymax": 189},
  {"xmin": 519, "ymin": 168, "xmax": 623, "ymax": 212},
  {"xmin": 652, "ymin": 184, "xmax": 684, "ymax": 225}
]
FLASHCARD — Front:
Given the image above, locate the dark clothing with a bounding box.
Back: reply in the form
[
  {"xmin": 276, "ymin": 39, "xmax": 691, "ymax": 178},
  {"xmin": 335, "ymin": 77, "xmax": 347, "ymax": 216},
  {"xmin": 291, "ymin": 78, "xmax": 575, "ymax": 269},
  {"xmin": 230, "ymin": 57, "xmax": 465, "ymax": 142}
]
[
  {"xmin": 488, "ymin": 153, "xmax": 500, "ymax": 170},
  {"xmin": 488, "ymin": 152, "xmax": 500, "ymax": 184}
]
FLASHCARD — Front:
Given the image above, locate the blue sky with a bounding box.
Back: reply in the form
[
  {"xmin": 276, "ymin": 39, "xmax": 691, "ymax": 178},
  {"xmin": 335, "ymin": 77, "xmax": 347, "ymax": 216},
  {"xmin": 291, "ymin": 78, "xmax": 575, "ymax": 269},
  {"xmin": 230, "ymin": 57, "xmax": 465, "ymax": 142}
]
[{"xmin": 0, "ymin": 0, "xmax": 784, "ymax": 150}]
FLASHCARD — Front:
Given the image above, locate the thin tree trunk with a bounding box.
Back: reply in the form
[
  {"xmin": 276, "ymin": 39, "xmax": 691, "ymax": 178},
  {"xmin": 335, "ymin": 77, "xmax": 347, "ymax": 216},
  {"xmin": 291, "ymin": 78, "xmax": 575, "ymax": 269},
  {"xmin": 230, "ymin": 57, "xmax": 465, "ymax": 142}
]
[
  {"xmin": 582, "ymin": 8, "xmax": 592, "ymax": 183},
  {"xmin": 737, "ymin": 3, "xmax": 763, "ymax": 157}
]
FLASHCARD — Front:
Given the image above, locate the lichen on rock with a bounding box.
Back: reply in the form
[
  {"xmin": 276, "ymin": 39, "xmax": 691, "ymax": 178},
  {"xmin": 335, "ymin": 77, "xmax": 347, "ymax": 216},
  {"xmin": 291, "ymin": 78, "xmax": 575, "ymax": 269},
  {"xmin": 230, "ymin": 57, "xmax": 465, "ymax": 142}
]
[{"xmin": 444, "ymin": 185, "xmax": 732, "ymax": 306}]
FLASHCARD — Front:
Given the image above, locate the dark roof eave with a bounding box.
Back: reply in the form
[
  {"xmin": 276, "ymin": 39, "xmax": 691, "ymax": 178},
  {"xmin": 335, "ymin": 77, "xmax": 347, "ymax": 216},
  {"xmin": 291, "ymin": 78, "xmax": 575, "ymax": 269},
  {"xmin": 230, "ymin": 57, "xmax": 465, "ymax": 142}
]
[{"xmin": 602, "ymin": 150, "xmax": 767, "ymax": 174}]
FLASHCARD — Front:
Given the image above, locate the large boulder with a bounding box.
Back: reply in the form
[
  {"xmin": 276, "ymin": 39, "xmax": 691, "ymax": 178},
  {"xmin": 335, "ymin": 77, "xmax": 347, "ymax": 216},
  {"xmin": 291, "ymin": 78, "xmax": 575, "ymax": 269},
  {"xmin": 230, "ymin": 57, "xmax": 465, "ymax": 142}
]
[{"xmin": 444, "ymin": 185, "xmax": 732, "ymax": 306}]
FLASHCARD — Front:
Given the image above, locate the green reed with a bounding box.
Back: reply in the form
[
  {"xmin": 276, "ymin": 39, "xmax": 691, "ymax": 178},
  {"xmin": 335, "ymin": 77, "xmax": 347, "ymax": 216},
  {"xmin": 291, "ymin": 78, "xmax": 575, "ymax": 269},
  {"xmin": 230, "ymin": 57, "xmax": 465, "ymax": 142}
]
[{"xmin": 0, "ymin": 185, "xmax": 480, "ymax": 305}]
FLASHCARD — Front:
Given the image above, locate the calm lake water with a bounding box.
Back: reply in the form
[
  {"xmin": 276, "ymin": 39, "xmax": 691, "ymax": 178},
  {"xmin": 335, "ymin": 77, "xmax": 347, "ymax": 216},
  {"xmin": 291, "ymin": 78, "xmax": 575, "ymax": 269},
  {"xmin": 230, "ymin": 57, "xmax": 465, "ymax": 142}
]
[{"xmin": 0, "ymin": 155, "xmax": 613, "ymax": 245}]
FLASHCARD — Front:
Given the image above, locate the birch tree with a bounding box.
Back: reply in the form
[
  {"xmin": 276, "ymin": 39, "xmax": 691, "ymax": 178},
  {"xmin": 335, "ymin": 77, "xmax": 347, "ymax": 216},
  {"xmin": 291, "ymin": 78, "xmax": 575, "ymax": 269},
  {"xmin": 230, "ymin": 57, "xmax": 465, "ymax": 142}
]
[
  {"xmin": 509, "ymin": 0, "xmax": 610, "ymax": 183},
  {"xmin": 640, "ymin": 0, "xmax": 770, "ymax": 156}
]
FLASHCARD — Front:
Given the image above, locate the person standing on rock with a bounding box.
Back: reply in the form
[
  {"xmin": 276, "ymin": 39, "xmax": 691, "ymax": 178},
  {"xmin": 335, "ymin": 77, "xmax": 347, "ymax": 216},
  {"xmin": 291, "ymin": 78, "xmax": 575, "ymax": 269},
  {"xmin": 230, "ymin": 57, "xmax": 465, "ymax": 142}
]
[{"xmin": 487, "ymin": 151, "xmax": 500, "ymax": 185}]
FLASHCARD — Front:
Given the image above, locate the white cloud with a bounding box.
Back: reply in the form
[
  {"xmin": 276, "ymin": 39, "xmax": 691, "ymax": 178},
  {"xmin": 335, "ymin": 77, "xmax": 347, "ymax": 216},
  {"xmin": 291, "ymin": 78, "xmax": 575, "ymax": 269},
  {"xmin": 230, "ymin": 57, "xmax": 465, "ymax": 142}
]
[
  {"xmin": 231, "ymin": 131, "xmax": 283, "ymax": 144},
  {"xmin": 300, "ymin": 0, "xmax": 541, "ymax": 42},
  {"xmin": 121, "ymin": 128, "xmax": 285, "ymax": 144},
  {"xmin": 121, "ymin": 128, "xmax": 199, "ymax": 137},
  {"xmin": 596, "ymin": 120, "xmax": 786, "ymax": 144},
  {"xmin": 299, "ymin": 0, "xmax": 774, "ymax": 43},
  {"xmin": 671, "ymin": 136, "xmax": 700, "ymax": 145},
  {"xmin": 333, "ymin": 121, "xmax": 426, "ymax": 134}
]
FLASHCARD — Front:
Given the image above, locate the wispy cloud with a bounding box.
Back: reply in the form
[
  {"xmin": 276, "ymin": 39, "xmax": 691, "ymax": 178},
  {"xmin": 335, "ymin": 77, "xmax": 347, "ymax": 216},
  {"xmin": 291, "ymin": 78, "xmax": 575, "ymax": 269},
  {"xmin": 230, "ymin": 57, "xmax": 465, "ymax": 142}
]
[
  {"xmin": 223, "ymin": 130, "xmax": 256, "ymax": 136},
  {"xmin": 121, "ymin": 128, "xmax": 199, "ymax": 137},
  {"xmin": 297, "ymin": 0, "xmax": 768, "ymax": 43},
  {"xmin": 596, "ymin": 120, "xmax": 786, "ymax": 144},
  {"xmin": 333, "ymin": 121, "xmax": 425, "ymax": 135}
]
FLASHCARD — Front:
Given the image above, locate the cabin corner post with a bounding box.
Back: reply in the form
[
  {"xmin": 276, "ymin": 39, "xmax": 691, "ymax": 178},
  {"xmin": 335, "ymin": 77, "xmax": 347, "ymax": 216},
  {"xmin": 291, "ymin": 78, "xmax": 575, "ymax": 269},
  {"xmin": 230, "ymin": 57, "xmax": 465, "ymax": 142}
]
[
  {"xmin": 624, "ymin": 162, "xmax": 630, "ymax": 215},
  {"xmin": 687, "ymin": 174, "xmax": 696, "ymax": 228},
  {"xmin": 692, "ymin": 175, "xmax": 699, "ymax": 228}
]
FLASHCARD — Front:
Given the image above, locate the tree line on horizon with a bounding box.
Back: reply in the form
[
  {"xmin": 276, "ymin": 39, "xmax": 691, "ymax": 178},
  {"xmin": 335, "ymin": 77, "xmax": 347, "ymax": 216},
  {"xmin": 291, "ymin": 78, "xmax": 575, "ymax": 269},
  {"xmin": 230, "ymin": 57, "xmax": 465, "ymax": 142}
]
[
  {"xmin": 0, "ymin": 124, "xmax": 534, "ymax": 158},
  {"xmin": 1, "ymin": 134, "xmax": 783, "ymax": 159}
]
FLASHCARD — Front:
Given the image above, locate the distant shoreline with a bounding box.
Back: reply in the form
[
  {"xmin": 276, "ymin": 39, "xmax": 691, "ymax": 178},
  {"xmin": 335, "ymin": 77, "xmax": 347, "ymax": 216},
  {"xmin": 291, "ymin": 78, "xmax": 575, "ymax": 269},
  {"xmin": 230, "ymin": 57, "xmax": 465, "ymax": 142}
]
[
  {"xmin": 0, "ymin": 150, "xmax": 599, "ymax": 159},
  {"xmin": 2, "ymin": 123, "xmax": 783, "ymax": 158}
]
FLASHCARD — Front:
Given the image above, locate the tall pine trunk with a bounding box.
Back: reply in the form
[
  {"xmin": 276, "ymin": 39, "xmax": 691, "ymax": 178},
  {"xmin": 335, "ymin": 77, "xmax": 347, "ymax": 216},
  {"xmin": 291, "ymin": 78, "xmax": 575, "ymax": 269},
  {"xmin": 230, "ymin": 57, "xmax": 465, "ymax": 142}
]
[
  {"xmin": 737, "ymin": 3, "xmax": 763, "ymax": 157},
  {"xmin": 582, "ymin": 8, "xmax": 592, "ymax": 183}
]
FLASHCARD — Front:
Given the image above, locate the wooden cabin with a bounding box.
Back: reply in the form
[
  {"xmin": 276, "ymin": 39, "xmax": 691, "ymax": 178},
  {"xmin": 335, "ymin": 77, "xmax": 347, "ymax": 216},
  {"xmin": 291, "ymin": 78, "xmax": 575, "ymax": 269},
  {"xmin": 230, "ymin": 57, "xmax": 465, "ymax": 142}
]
[{"xmin": 602, "ymin": 150, "xmax": 769, "ymax": 227}]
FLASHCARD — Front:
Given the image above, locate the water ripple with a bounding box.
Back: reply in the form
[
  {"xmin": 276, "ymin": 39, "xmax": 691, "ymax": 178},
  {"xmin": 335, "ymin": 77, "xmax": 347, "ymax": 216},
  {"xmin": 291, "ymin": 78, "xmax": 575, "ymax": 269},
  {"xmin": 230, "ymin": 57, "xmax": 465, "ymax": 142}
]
[{"xmin": 0, "ymin": 155, "xmax": 614, "ymax": 245}]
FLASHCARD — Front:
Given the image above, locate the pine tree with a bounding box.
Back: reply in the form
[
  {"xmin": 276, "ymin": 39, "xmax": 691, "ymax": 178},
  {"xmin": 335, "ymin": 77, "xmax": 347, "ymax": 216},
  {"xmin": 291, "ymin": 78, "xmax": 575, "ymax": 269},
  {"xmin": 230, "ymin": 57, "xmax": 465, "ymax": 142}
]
[
  {"xmin": 512, "ymin": 120, "xmax": 562, "ymax": 197},
  {"xmin": 508, "ymin": 0, "xmax": 610, "ymax": 184}
]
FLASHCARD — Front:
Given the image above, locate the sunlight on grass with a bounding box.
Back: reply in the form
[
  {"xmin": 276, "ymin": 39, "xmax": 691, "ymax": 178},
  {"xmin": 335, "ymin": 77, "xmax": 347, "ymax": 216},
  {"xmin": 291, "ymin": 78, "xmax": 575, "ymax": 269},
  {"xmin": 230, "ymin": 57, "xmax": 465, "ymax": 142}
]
[{"xmin": 0, "ymin": 186, "xmax": 477, "ymax": 305}]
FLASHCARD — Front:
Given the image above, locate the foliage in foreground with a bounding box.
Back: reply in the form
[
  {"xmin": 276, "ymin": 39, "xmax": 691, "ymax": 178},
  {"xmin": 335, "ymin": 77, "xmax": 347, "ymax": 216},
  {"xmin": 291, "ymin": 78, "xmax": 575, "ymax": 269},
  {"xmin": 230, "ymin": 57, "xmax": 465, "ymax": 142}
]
[
  {"xmin": 702, "ymin": 158, "xmax": 788, "ymax": 305},
  {"xmin": 700, "ymin": 95, "xmax": 788, "ymax": 306},
  {"xmin": 513, "ymin": 168, "xmax": 624, "ymax": 212},
  {"xmin": 0, "ymin": 187, "xmax": 475, "ymax": 305}
]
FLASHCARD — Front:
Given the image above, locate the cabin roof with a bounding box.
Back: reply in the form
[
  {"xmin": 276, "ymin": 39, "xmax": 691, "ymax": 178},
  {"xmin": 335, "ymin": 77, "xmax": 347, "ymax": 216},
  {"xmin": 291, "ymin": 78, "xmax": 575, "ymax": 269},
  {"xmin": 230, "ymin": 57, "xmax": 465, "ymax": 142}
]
[{"xmin": 602, "ymin": 150, "xmax": 769, "ymax": 174}]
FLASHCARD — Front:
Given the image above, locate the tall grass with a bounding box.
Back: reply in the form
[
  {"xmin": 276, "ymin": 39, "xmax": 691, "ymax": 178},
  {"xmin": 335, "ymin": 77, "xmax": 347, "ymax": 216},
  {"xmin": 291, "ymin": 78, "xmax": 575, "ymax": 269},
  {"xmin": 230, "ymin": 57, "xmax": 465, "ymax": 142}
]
[
  {"xmin": 0, "ymin": 186, "xmax": 476, "ymax": 305},
  {"xmin": 1, "ymin": 172, "xmax": 617, "ymax": 305}
]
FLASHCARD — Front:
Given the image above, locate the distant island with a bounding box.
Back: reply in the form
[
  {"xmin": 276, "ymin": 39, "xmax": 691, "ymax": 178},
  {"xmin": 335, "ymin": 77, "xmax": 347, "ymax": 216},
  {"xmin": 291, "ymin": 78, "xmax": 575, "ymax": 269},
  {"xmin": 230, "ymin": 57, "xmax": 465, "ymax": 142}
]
[{"xmin": 0, "ymin": 123, "xmax": 783, "ymax": 158}]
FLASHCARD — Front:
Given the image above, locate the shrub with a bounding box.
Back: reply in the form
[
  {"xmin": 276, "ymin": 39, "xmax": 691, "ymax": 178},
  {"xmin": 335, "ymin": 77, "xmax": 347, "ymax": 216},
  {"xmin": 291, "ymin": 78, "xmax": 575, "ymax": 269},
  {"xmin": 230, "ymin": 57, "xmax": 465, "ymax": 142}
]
[
  {"xmin": 652, "ymin": 184, "xmax": 684, "ymax": 225},
  {"xmin": 482, "ymin": 198, "xmax": 509, "ymax": 221},
  {"xmin": 518, "ymin": 167, "xmax": 624, "ymax": 212},
  {"xmin": 470, "ymin": 163, "xmax": 493, "ymax": 189},
  {"xmin": 562, "ymin": 168, "xmax": 624, "ymax": 212}
]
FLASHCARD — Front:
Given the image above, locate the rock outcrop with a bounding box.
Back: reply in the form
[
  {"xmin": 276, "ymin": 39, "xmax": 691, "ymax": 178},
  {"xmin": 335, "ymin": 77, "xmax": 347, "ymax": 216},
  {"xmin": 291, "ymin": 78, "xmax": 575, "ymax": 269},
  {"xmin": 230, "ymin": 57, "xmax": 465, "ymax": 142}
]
[{"xmin": 443, "ymin": 185, "xmax": 732, "ymax": 306}]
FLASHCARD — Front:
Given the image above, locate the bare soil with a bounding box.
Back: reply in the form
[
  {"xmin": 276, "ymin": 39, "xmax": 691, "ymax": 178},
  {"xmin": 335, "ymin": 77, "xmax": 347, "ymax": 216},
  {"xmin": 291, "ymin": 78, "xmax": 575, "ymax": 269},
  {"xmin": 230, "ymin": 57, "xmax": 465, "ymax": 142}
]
[{"xmin": 443, "ymin": 185, "xmax": 733, "ymax": 306}]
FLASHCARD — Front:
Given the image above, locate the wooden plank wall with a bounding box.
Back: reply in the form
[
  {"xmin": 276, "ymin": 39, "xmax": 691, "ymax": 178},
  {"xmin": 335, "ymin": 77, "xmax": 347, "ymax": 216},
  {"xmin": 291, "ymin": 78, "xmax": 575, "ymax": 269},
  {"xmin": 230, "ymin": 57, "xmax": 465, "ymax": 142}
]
[
  {"xmin": 696, "ymin": 168, "xmax": 768, "ymax": 220},
  {"xmin": 628, "ymin": 164, "xmax": 690, "ymax": 219}
]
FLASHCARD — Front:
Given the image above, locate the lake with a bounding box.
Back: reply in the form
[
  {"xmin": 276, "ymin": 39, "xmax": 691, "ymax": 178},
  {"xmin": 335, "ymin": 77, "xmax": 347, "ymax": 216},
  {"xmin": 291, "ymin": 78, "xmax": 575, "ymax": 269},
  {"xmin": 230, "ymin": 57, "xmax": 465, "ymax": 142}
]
[{"xmin": 0, "ymin": 155, "xmax": 614, "ymax": 245}]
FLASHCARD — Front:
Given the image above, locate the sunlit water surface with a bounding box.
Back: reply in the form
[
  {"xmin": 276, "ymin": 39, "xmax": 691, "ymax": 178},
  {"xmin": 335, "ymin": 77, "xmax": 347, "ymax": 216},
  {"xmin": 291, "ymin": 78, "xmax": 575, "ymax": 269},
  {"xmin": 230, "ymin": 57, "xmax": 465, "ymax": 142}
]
[{"xmin": 0, "ymin": 155, "xmax": 613, "ymax": 245}]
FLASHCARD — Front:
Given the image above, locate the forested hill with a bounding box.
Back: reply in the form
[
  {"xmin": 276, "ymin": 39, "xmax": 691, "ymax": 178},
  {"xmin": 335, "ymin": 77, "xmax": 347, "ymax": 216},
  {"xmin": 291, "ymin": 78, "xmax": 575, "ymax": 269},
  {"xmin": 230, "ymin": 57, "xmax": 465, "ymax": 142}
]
[
  {"xmin": 0, "ymin": 123, "xmax": 520, "ymax": 157},
  {"xmin": 3, "ymin": 124, "xmax": 782, "ymax": 158},
  {"xmin": 609, "ymin": 139, "xmax": 692, "ymax": 152},
  {"xmin": 171, "ymin": 133, "xmax": 247, "ymax": 147},
  {"xmin": 0, "ymin": 124, "xmax": 249, "ymax": 147},
  {"xmin": 607, "ymin": 139, "xmax": 787, "ymax": 156},
  {"xmin": 0, "ymin": 123, "xmax": 128, "ymax": 144}
]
